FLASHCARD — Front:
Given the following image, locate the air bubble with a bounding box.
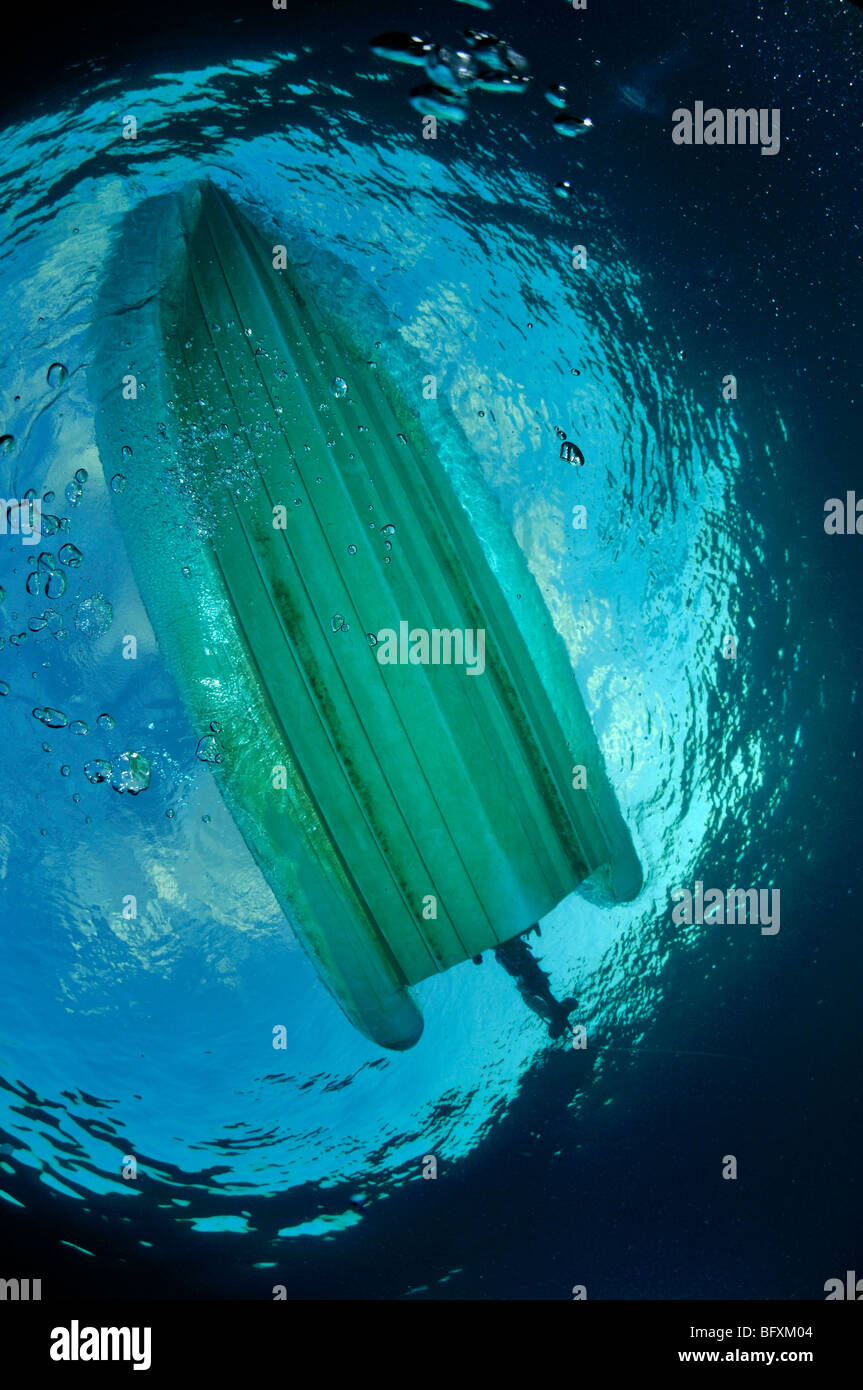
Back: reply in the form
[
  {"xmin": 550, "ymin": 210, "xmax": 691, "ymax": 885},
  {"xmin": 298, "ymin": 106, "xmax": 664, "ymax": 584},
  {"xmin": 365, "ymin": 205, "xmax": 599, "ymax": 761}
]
[
  {"xmin": 84, "ymin": 759, "xmax": 112, "ymax": 784},
  {"xmin": 553, "ymin": 114, "xmax": 594, "ymax": 137},
  {"xmin": 196, "ymin": 735, "xmax": 221, "ymax": 764},
  {"xmin": 111, "ymin": 751, "xmax": 151, "ymax": 795},
  {"xmin": 331, "ymin": 614, "xmax": 349, "ymax": 633},
  {"xmin": 97, "ymin": 713, "xmax": 115, "ymax": 731},
  {"xmin": 0, "ymin": 681, "xmax": 9, "ymax": 696},
  {"xmin": 110, "ymin": 474, "xmax": 127, "ymax": 494},
  {"xmin": 74, "ymin": 468, "xmax": 88, "ymax": 485},
  {"xmin": 330, "ymin": 377, "xmax": 348, "ymax": 399},
  {"xmin": 59, "ymin": 543, "xmax": 83, "ymax": 567},
  {"xmin": 0, "ymin": 436, "xmax": 14, "ymax": 455},
  {"xmin": 69, "ymin": 720, "xmax": 88, "ymax": 736},
  {"xmin": 560, "ymin": 441, "xmax": 585, "ymax": 466},
  {"xmin": 409, "ymin": 80, "xmax": 470, "ymax": 121},
  {"xmin": 47, "ymin": 362, "xmax": 68, "ymax": 387},
  {"xmin": 347, "ymin": 544, "xmax": 358, "ymax": 555},
  {"xmin": 425, "ymin": 43, "xmax": 478, "ymax": 92}
]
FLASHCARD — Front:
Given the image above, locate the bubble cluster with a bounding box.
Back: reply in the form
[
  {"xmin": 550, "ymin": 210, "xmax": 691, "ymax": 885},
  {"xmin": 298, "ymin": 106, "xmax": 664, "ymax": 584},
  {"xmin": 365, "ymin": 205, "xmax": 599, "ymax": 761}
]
[
  {"xmin": 373, "ymin": 24, "xmax": 533, "ymax": 126},
  {"xmin": 75, "ymin": 594, "xmax": 113, "ymax": 638},
  {"xmin": 33, "ymin": 706, "xmax": 69, "ymax": 728}
]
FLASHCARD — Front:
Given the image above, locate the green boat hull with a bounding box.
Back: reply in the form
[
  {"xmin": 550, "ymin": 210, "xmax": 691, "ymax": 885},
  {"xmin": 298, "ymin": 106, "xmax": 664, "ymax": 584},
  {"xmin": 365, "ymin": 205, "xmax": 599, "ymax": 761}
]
[{"xmin": 92, "ymin": 180, "xmax": 642, "ymax": 1049}]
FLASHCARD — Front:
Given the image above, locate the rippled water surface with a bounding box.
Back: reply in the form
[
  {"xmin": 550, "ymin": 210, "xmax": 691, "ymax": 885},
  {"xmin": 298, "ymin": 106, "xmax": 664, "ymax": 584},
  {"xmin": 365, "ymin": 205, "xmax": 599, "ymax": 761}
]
[{"xmin": 0, "ymin": 0, "xmax": 861, "ymax": 1297}]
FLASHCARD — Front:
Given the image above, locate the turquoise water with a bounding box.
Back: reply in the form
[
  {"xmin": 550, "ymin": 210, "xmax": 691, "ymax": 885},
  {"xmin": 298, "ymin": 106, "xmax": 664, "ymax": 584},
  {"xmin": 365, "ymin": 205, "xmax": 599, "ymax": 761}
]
[{"xmin": 0, "ymin": 0, "xmax": 860, "ymax": 1297}]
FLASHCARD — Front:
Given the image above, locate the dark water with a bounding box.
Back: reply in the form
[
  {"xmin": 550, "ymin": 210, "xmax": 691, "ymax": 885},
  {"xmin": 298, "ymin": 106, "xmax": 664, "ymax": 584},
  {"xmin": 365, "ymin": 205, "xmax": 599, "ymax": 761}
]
[{"xmin": 0, "ymin": 0, "xmax": 861, "ymax": 1298}]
